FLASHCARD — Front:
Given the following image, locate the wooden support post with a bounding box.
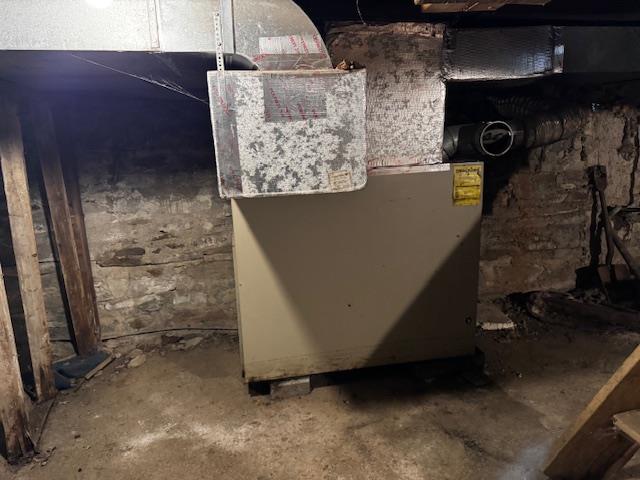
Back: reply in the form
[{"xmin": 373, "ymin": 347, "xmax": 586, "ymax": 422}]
[
  {"xmin": 0, "ymin": 97, "xmax": 56, "ymax": 401},
  {"xmin": 31, "ymin": 104, "xmax": 100, "ymax": 356},
  {"xmin": 0, "ymin": 262, "xmax": 33, "ymax": 462}
]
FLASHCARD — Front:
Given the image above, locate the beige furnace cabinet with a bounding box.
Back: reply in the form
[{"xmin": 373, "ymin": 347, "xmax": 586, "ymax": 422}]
[{"xmin": 232, "ymin": 164, "xmax": 483, "ymax": 382}]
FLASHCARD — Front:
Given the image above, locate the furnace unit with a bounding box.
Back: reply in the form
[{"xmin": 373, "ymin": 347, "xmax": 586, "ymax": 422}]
[
  {"xmin": 206, "ymin": 8, "xmax": 484, "ymax": 383},
  {"xmin": 232, "ymin": 165, "xmax": 483, "ymax": 382}
]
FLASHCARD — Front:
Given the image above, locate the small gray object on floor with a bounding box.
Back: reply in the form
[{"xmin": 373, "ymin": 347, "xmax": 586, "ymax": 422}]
[
  {"xmin": 127, "ymin": 354, "xmax": 147, "ymax": 369},
  {"xmin": 181, "ymin": 337, "xmax": 203, "ymax": 350},
  {"xmin": 269, "ymin": 377, "xmax": 312, "ymax": 400}
]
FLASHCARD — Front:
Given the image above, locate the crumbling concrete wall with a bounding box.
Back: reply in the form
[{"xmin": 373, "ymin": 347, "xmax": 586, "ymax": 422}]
[{"xmin": 479, "ymin": 105, "xmax": 640, "ymax": 296}]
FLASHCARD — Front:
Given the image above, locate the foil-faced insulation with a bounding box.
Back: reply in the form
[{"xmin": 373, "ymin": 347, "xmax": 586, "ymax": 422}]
[
  {"xmin": 327, "ymin": 23, "xmax": 446, "ymax": 169},
  {"xmin": 208, "ymin": 69, "xmax": 367, "ymax": 199},
  {"xmin": 443, "ymin": 26, "xmax": 564, "ymax": 81}
]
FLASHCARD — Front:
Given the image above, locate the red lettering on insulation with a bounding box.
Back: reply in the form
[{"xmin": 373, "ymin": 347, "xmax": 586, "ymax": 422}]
[
  {"xmin": 288, "ymin": 35, "xmax": 300, "ymax": 54},
  {"xmin": 300, "ymin": 36, "xmax": 310, "ymax": 54},
  {"xmin": 312, "ymin": 34, "xmax": 323, "ymax": 54},
  {"xmin": 297, "ymin": 103, "xmax": 307, "ymax": 120},
  {"xmin": 217, "ymin": 95, "xmax": 230, "ymax": 114},
  {"xmin": 283, "ymin": 106, "xmax": 293, "ymax": 122}
]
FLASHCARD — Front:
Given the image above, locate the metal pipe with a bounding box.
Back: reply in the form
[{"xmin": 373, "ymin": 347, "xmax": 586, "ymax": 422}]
[
  {"xmin": 522, "ymin": 112, "xmax": 582, "ymax": 149},
  {"xmin": 445, "ymin": 120, "xmax": 524, "ymax": 159},
  {"xmin": 443, "ymin": 111, "xmax": 583, "ymax": 160}
]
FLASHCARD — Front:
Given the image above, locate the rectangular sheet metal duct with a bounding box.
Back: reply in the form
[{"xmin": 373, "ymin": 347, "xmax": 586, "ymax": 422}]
[{"xmin": 208, "ymin": 69, "xmax": 368, "ymax": 198}]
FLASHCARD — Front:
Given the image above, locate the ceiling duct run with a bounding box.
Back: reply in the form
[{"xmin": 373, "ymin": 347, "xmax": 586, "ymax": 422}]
[{"xmin": 0, "ymin": 0, "xmax": 330, "ymax": 100}]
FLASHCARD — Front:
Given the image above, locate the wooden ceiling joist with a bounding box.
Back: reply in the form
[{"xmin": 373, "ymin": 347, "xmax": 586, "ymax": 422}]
[{"xmin": 415, "ymin": 0, "xmax": 550, "ymax": 13}]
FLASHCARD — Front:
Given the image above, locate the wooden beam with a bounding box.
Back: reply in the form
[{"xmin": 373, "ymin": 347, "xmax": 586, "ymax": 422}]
[
  {"xmin": 31, "ymin": 103, "xmax": 99, "ymax": 356},
  {"xmin": 0, "ymin": 97, "xmax": 56, "ymax": 401},
  {"xmin": 418, "ymin": 0, "xmax": 550, "ymax": 13},
  {"xmin": 56, "ymin": 111, "xmax": 101, "ymax": 345},
  {"xmin": 545, "ymin": 344, "xmax": 640, "ymax": 479},
  {"xmin": 0, "ymin": 262, "xmax": 33, "ymax": 462}
]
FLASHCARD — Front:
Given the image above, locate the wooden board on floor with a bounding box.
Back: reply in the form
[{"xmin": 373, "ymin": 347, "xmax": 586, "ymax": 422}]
[
  {"xmin": 614, "ymin": 410, "xmax": 640, "ymax": 445},
  {"xmin": 31, "ymin": 103, "xmax": 99, "ymax": 356},
  {"xmin": 0, "ymin": 97, "xmax": 56, "ymax": 401},
  {"xmin": 545, "ymin": 345, "xmax": 640, "ymax": 479},
  {"xmin": 0, "ymin": 262, "xmax": 33, "ymax": 461}
]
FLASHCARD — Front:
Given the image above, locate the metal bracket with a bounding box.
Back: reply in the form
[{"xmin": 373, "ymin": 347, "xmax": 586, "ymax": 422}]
[{"xmin": 214, "ymin": 12, "xmax": 225, "ymax": 73}]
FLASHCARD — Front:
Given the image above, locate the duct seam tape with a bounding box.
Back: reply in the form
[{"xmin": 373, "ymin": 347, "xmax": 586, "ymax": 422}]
[
  {"xmin": 252, "ymin": 34, "xmax": 331, "ymax": 70},
  {"xmin": 259, "ymin": 35, "xmax": 326, "ymax": 55},
  {"xmin": 210, "ymin": 72, "xmax": 243, "ymax": 197}
]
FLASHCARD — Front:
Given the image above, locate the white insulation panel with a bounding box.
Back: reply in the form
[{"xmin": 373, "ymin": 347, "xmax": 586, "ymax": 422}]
[{"xmin": 327, "ymin": 23, "xmax": 446, "ymax": 169}]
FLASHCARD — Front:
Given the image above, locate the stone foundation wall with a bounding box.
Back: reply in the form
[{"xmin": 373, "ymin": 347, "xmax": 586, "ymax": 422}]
[
  {"xmin": 2, "ymin": 96, "xmax": 639, "ymax": 340},
  {"xmin": 1, "ymin": 96, "xmax": 236, "ymax": 340},
  {"xmin": 480, "ymin": 106, "xmax": 640, "ymax": 296}
]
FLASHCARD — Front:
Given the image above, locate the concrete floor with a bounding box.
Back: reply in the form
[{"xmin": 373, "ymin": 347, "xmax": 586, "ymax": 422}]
[{"xmin": 3, "ymin": 322, "xmax": 640, "ymax": 480}]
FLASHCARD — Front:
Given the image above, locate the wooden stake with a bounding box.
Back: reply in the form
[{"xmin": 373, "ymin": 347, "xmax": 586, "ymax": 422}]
[
  {"xmin": 0, "ymin": 262, "xmax": 33, "ymax": 462},
  {"xmin": 0, "ymin": 97, "xmax": 56, "ymax": 401},
  {"xmin": 31, "ymin": 103, "xmax": 99, "ymax": 356}
]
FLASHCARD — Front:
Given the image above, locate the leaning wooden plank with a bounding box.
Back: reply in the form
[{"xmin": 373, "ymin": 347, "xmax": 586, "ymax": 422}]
[
  {"xmin": 84, "ymin": 352, "xmax": 114, "ymax": 380},
  {"xmin": 0, "ymin": 97, "xmax": 56, "ymax": 401},
  {"xmin": 30, "ymin": 103, "xmax": 99, "ymax": 356},
  {"xmin": 545, "ymin": 344, "xmax": 640, "ymax": 479},
  {"xmin": 0, "ymin": 262, "xmax": 33, "ymax": 462},
  {"xmin": 56, "ymin": 113, "xmax": 101, "ymax": 345}
]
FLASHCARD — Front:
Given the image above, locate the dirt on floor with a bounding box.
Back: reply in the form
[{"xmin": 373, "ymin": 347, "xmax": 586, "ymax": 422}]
[{"xmin": 3, "ymin": 313, "xmax": 640, "ymax": 480}]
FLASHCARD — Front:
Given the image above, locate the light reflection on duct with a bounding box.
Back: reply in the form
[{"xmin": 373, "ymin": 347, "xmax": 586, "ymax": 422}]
[{"xmin": 85, "ymin": 0, "xmax": 113, "ymax": 9}]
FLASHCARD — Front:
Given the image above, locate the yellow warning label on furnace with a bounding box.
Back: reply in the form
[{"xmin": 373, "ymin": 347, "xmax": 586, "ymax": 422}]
[{"xmin": 453, "ymin": 164, "xmax": 483, "ymax": 207}]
